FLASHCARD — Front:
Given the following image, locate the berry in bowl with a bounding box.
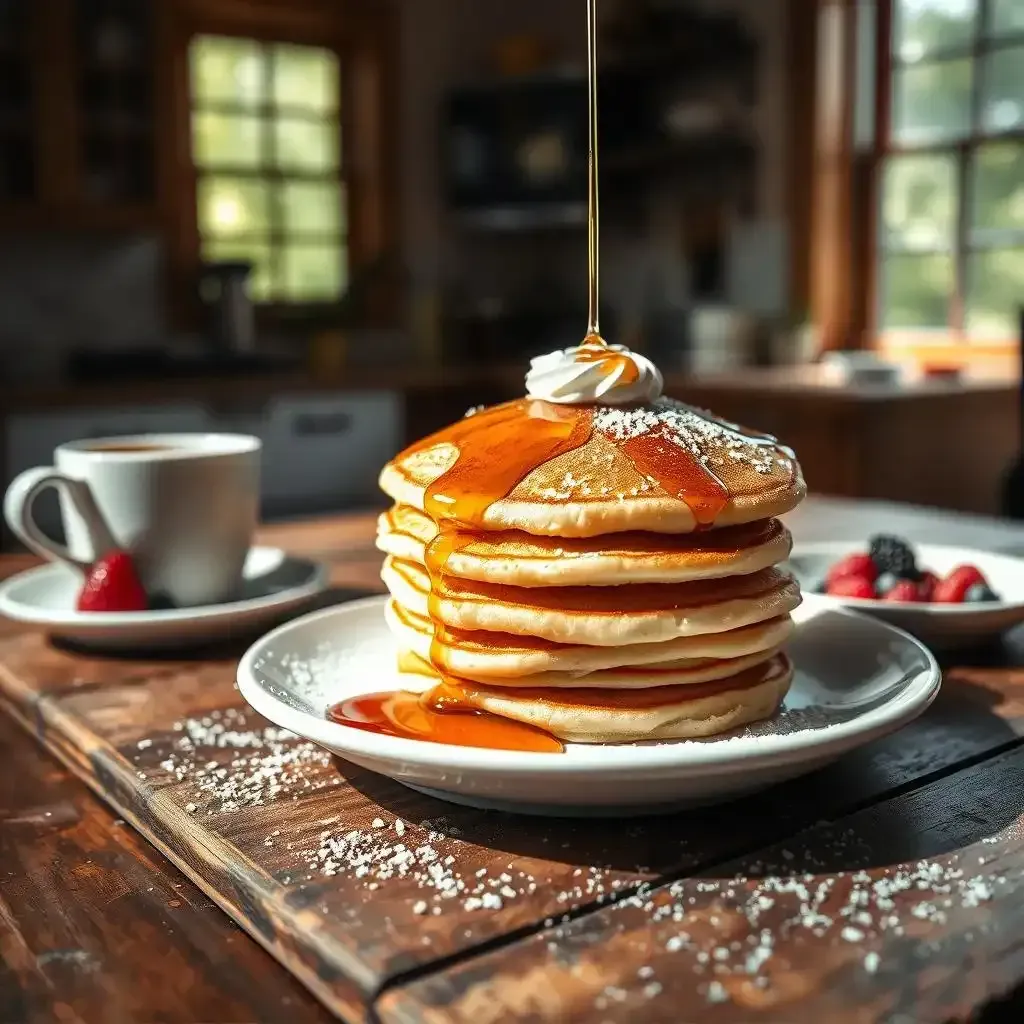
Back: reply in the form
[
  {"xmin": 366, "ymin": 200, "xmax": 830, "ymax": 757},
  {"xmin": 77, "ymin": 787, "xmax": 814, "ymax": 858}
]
[{"xmin": 786, "ymin": 535, "xmax": 1024, "ymax": 649}]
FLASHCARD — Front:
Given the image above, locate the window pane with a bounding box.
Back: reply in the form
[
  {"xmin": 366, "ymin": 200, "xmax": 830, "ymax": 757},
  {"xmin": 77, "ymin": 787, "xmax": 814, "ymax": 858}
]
[
  {"xmin": 201, "ymin": 238, "xmax": 274, "ymax": 303},
  {"xmin": 971, "ymin": 143, "xmax": 1024, "ymax": 244},
  {"xmin": 893, "ymin": 0, "xmax": 977, "ymax": 61},
  {"xmin": 892, "ymin": 59, "xmax": 973, "ymax": 143},
  {"xmin": 880, "ymin": 253, "xmax": 954, "ymax": 328},
  {"xmin": 272, "ymin": 44, "xmax": 338, "ymax": 112},
  {"xmin": 281, "ymin": 181, "xmax": 345, "ymax": 236},
  {"xmin": 197, "ymin": 177, "xmax": 270, "ymax": 238},
  {"xmin": 966, "ymin": 249, "xmax": 1024, "ymax": 336},
  {"xmin": 882, "ymin": 154, "xmax": 957, "ymax": 250},
  {"xmin": 192, "ymin": 111, "xmax": 263, "ymax": 169},
  {"xmin": 190, "ymin": 36, "xmax": 264, "ymax": 108},
  {"xmin": 990, "ymin": 0, "xmax": 1024, "ymax": 36},
  {"xmin": 981, "ymin": 47, "xmax": 1024, "ymax": 133},
  {"xmin": 274, "ymin": 118, "xmax": 340, "ymax": 172},
  {"xmin": 281, "ymin": 244, "xmax": 348, "ymax": 301}
]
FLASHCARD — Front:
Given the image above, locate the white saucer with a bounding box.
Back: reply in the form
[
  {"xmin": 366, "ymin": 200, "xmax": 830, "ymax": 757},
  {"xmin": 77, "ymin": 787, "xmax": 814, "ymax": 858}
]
[
  {"xmin": 787, "ymin": 542, "xmax": 1024, "ymax": 649},
  {"xmin": 0, "ymin": 547, "xmax": 329, "ymax": 651},
  {"xmin": 236, "ymin": 595, "xmax": 941, "ymax": 817}
]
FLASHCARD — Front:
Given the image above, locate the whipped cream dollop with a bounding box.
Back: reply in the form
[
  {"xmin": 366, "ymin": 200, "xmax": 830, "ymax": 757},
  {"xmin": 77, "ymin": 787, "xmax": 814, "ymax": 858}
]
[{"xmin": 525, "ymin": 340, "xmax": 664, "ymax": 406}]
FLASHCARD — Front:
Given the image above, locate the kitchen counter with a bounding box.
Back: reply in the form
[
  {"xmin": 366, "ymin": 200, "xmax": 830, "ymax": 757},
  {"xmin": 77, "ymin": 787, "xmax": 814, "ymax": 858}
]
[
  {"xmin": 2, "ymin": 365, "xmax": 1019, "ymax": 519},
  {"xmin": 0, "ymin": 363, "xmax": 1016, "ymax": 413}
]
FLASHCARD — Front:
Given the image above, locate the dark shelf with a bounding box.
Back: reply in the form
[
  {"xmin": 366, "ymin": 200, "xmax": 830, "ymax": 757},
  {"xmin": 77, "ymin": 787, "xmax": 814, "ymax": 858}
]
[{"xmin": 81, "ymin": 117, "xmax": 154, "ymax": 140}]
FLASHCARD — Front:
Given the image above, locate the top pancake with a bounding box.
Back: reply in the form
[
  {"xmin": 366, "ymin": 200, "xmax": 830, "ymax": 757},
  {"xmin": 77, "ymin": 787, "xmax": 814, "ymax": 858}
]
[{"xmin": 380, "ymin": 397, "xmax": 805, "ymax": 537}]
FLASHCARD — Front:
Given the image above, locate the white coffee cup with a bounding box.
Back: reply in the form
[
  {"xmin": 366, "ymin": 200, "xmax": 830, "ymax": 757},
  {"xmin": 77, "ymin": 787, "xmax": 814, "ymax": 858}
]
[{"xmin": 3, "ymin": 434, "xmax": 261, "ymax": 608}]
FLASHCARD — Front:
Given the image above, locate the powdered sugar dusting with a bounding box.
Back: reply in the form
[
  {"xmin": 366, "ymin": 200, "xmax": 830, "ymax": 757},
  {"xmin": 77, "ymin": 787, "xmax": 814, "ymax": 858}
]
[
  {"xmin": 306, "ymin": 815, "xmax": 619, "ymax": 916},
  {"xmin": 150, "ymin": 708, "xmax": 340, "ymax": 814},
  {"xmin": 594, "ymin": 397, "xmax": 791, "ymax": 477},
  {"xmin": 565, "ymin": 824, "xmax": 1017, "ymax": 1011}
]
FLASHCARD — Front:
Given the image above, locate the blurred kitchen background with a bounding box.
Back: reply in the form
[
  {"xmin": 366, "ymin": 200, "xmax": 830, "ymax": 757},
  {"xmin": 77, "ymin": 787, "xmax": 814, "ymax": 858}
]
[{"xmin": 1, "ymin": 0, "xmax": 1023, "ymax": 540}]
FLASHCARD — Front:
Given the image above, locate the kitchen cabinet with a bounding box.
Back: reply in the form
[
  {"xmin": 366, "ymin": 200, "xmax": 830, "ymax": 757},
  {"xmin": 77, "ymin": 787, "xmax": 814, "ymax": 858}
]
[
  {"xmin": 0, "ymin": 3, "xmax": 36, "ymax": 205},
  {"xmin": 206, "ymin": 392, "xmax": 402, "ymax": 519},
  {"xmin": 0, "ymin": 0, "xmax": 161, "ymax": 230}
]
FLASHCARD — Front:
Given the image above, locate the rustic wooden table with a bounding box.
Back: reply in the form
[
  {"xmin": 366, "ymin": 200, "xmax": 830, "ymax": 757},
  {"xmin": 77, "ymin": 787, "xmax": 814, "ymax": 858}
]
[{"xmin": 3, "ymin": 498, "xmax": 1024, "ymax": 1024}]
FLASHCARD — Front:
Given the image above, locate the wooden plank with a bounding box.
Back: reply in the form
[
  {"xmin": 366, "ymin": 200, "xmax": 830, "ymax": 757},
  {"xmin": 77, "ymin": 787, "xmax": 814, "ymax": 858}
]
[
  {"xmin": 0, "ymin": 710, "xmax": 330, "ymax": 1024},
  {"xmin": 377, "ymin": 742, "xmax": 1024, "ymax": 1024}
]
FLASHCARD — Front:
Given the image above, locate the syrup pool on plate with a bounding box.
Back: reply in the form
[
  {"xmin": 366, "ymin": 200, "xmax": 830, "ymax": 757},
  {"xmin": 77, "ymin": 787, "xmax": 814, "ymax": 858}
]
[{"xmin": 327, "ymin": 689, "xmax": 564, "ymax": 753}]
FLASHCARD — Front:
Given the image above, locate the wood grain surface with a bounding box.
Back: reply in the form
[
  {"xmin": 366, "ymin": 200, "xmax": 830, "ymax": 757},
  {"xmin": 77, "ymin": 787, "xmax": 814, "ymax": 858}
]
[{"xmin": 1, "ymin": 502, "xmax": 1024, "ymax": 1023}]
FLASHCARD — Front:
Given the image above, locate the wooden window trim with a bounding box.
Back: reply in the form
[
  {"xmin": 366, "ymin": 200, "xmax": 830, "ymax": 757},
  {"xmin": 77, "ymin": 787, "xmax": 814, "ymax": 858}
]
[
  {"xmin": 161, "ymin": 0, "xmax": 399, "ymax": 329},
  {"xmin": 810, "ymin": 0, "xmax": 1024, "ymax": 365}
]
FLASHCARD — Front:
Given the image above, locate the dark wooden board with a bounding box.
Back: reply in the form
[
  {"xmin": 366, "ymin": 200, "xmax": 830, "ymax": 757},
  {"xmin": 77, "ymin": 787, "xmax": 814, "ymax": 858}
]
[
  {"xmin": 0, "ymin": 709, "xmax": 332, "ymax": 1024},
  {"xmin": 2, "ymin": 510, "xmax": 1024, "ymax": 1022},
  {"xmin": 379, "ymin": 742, "xmax": 1024, "ymax": 1024}
]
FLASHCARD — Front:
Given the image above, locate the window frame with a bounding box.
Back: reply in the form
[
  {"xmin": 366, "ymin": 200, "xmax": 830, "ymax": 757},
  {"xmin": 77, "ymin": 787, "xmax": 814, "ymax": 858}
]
[
  {"xmin": 190, "ymin": 36, "xmax": 348, "ymax": 305},
  {"xmin": 164, "ymin": 0, "xmax": 398, "ymax": 327},
  {"xmin": 867, "ymin": 0, "xmax": 1024, "ymax": 356}
]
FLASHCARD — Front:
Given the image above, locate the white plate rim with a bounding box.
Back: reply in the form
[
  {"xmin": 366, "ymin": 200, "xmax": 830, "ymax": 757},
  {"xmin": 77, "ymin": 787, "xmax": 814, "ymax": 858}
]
[
  {"xmin": 236, "ymin": 594, "xmax": 942, "ymax": 778},
  {"xmin": 788, "ymin": 541, "xmax": 1024, "ymax": 614},
  {"xmin": 0, "ymin": 546, "xmax": 330, "ymax": 629}
]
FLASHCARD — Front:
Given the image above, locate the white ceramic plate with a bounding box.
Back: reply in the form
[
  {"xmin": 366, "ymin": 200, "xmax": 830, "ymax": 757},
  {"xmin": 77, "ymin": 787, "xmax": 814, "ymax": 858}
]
[
  {"xmin": 786, "ymin": 542, "xmax": 1024, "ymax": 649},
  {"xmin": 237, "ymin": 595, "xmax": 940, "ymax": 817},
  {"xmin": 0, "ymin": 546, "xmax": 329, "ymax": 651}
]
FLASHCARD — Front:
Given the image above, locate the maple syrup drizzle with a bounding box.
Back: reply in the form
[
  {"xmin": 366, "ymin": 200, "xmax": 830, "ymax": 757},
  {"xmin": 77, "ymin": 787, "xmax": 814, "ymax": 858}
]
[
  {"xmin": 621, "ymin": 426, "xmax": 730, "ymax": 528},
  {"xmin": 585, "ymin": 0, "xmax": 601, "ymax": 342},
  {"xmin": 574, "ymin": 341, "xmax": 641, "ymax": 385},
  {"xmin": 413, "ymin": 400, "xmax": 595, "ymax": 530}
]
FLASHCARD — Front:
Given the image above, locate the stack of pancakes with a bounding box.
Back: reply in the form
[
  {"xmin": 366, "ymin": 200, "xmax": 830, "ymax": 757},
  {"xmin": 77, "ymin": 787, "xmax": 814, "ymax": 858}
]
[{"xmin": 377, "ymin": 398, "xmax": 805, "ymax": 745}]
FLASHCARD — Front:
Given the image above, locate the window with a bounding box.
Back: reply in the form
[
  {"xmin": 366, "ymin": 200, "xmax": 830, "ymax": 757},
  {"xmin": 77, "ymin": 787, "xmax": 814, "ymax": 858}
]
[
  {"xmin": 875, "ymin": 0, "xmax": 1024, "ymax": 344},
  {"xmin": 189, "ymin": 35, "xmax": 347, "ymax": 304}
]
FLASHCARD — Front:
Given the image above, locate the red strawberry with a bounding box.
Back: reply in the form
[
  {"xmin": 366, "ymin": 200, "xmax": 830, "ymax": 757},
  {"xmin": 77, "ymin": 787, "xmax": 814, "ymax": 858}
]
[
  {"xmin": 933, "ymin": 565, "xmax": 987, "ymax": 605},
  {"xmin": 883, "ymin": 580, "xmax": 920, "ymax": 603},
  {"xmin": 827, "ymin": 553, "xmax": 878, "ymax": 585},
  {"xmin": 917, "ymin": 570, "xmax": 941, "ymax": 602},
  {"xmin": 827, "ymin": 575, "xmax": 876, "ymax": 600},
  {"xmin": 77, "ymin": 551, "xmax": 148, "ymax": 613}
]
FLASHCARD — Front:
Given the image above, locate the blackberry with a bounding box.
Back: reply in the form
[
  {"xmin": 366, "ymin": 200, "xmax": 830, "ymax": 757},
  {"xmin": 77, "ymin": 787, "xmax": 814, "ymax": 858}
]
[
  {"xmin": 869, "ymin": 535, "xmax": 919, "ymax": 580},
  {"xmin": 875, "ymin": 571, "xmax": 899, "ymax": 597},
  {"xmin": 964, "ymin": 583, "xmax": 1000, "ymax": 603}
]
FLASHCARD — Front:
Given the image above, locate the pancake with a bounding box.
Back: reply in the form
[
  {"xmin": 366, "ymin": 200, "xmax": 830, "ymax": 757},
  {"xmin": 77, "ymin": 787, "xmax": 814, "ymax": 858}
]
[
  {"xmin": 398, "ymin": 654, "xmax": 794, "ymax": 743},
  {"xmin": 382, "ymin": 556, "xmax": 802, "ymax": 647},
  {"xmin": 385, "ymin": 599, "xmax": 795, "ymax": 679},
  {"xmin": 376, "ymin": 504, "xmax": 793, "ymax": 586},
  {"xmin": 380, "ymin": 397, "xmax": 805, "ymax": 537},
  {"xmin": 397, "ymin": 643, "xmax": 783, "ymax": 690}
]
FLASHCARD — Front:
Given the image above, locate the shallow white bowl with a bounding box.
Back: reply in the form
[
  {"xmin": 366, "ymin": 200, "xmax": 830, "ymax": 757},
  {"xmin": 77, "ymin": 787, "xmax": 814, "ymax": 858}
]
[
  {"xmin": 786, "ymin": 542, "xmax": 1024, "ymax": 649},
  {"xmin": 236, "ymin": 595, "xmax": 940, "ymax": 817}
]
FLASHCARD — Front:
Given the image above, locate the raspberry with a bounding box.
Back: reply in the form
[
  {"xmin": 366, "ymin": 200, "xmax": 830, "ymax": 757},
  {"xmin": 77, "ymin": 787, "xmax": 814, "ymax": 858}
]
[
  {"xmin": 827, "ymin": 575, "xmax": 875, "ymax": 600},
  {"xmin": 883, "ymin": 580, "xmax": 920, "ymax": 603},
  {"xmin": 76, "ymin": 551, "xmax": 148, "ymax": 613},
  {"xmin": 917, "ymin": 570, "xmax": 940, "ymax": 602},
  {"xmin": 868, "ymin": 535, "xmax": 919, "ymax": 580},
  {"xmin": 827, "ymin": 553, "xmax": 877, "ymax": 585},
  {"xmin": 933, "ymin": 565, "xmax": 987, "ymax": 604}
]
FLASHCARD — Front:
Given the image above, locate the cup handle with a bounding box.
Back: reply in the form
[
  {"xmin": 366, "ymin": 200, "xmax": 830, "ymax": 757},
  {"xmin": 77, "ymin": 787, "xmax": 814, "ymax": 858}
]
[{"xmin": 3, "ymin": 467, "xmax": 118, "ymax": 575}]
